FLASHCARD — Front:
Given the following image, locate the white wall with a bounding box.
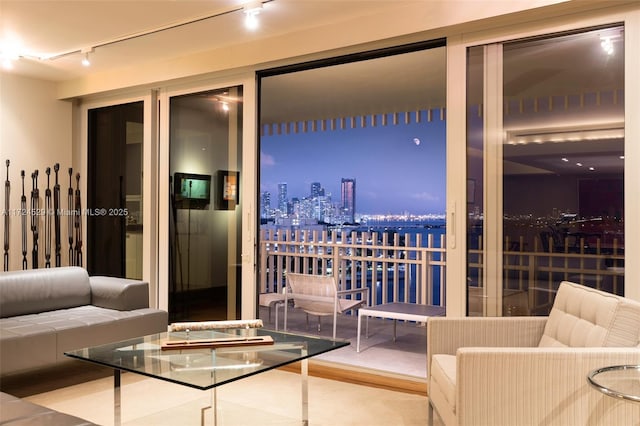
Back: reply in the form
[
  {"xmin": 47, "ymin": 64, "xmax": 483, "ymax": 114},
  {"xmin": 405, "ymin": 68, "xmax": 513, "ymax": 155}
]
[{"xmin": 0, "ymin": 73, "xmax": 73, "ymax": 271}]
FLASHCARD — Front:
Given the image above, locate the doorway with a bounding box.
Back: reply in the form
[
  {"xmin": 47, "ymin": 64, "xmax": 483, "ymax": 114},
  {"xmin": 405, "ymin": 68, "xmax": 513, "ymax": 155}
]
[{"xmin": 87, "ymin": 101, "xmax": 144, "ymax": 278}]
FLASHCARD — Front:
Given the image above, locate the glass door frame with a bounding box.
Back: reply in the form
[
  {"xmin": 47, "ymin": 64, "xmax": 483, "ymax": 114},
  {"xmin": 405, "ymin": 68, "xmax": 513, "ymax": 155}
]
[
  {"xmin": 79, "ymin": 90, "xmax": 160, "ymax": 307},
  {"xmin": 446, "ymin": 8, "xmax": 640, "ymax": 317},
  {"xmin": 157, "ymin": 73, "xmax": 258, "ymax": 319}
]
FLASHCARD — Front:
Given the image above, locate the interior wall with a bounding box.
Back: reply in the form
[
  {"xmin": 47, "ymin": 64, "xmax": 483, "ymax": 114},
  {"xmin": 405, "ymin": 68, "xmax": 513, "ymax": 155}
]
[{"xmin": 0, "ymin": 73, "xmax": 73, "ymax": 271}]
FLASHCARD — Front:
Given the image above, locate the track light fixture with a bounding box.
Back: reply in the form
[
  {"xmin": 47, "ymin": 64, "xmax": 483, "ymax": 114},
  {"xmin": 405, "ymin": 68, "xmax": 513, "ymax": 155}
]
[
  {"xmin": 1, "ymin": 1, "xmax": 272, "ymax": 70},
  {"xmin": 80, "ymin": 48, "xmax": 93, "ymax": 66},
  {"xmin": 243, "ymin": 1, "xmax": 263, "ymax": 30},
  {"xmin": 0, "ymin": 47, "xmax": 20, "ymax": 70},
  {"xmin": 1, "ymin": 56, "xmax": 15, "ymax": 70}
]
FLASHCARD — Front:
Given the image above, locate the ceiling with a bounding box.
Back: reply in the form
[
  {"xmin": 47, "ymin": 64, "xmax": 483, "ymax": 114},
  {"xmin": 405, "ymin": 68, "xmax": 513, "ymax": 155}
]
[{"xmin": 0, "ymin": 0, "xmax": 412, "ymax": 82}]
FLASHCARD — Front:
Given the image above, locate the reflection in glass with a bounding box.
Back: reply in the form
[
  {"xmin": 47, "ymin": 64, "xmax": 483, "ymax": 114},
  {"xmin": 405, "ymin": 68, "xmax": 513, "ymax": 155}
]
[
  {"xmin": 168, "ymin": 87, "xmax": 243, "ymax": 322},
  {"xmin": 467, "ymin": 25, "xmax": 625, "ymax": 316}
]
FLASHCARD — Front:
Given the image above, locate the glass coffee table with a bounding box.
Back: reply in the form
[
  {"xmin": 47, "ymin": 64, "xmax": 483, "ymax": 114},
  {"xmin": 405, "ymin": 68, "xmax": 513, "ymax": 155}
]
[
  {"xmin": 65, "ymin": 328, "xmax": 348, "ymax": 425},
  {"xmin": 587, "ymin": 365, "xmax": 640, "ymax": 403}
]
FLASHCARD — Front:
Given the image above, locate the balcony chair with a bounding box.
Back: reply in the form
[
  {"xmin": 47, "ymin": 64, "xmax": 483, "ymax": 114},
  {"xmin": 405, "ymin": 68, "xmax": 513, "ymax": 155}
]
[
  {"xmin": 259, "ymin": 290, "xmax": 286, "ymax": 330},
  {"xmin": 427, "ymin": 281, "xmax": 640, "ymax": 426},
  {"xmin": 283, "ymin": 272, "xmax": 369, "ymax": 340}
]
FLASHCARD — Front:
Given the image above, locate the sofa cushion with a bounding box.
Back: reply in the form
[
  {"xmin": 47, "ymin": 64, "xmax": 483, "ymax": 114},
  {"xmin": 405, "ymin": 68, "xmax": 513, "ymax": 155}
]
[
  {"xmin": 0, "ymin": 321, "xmax": 58, "ymax": 373},
  {"xmin": 1, "ymin": 306, "xmax": 168, "ymax": 368},
  {"xmin": 539, "ymin": 281, "xmax": 640, "ymax": 347},
  {"xmin": 0, "ymin": 267, "xmax": 91, "ymax": 318},
  {"xmin": 53, "ymin": 306, "xmax": 168, "ymax": 360}
]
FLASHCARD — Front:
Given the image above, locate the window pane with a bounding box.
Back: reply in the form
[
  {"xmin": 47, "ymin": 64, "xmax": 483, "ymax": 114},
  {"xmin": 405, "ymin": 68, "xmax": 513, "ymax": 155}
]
[
  {"xmin": 502, "ymin": 26, "xmax": 624, "ymax": 315},
  {"xmin": 168, "ymin": 87, "xmax": 243, "ymax": 322}
]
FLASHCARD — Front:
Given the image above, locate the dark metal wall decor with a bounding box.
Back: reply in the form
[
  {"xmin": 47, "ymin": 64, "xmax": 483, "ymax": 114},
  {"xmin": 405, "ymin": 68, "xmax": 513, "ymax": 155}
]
[
  {"xmin": 21, "ymin": 170, "xmax": 27, "ymax": 270},
  {"xmin": 74, "ymin": 173, "xmax": 82, "ymax": 267},
  {"xmin": 53, "ymin": 164, "xmax": 61, "ymax": 267},
  {"xmin": 44, "ymin": 167, "xmax": 52, "ymax": 268},
  {"xmin": 1, "ymin": 159, "xmax": 84, "ymax": 271},
  {"xmin": 3, "ymin": 160, "xmax": 9, "ymax": 271},
  {"xmin": 68, "ymin": 168, "xmax": 73, "ymax": 266},
  {"xmin": 30, "ymin": 170, "xmax": 39, "ymax": 268}
]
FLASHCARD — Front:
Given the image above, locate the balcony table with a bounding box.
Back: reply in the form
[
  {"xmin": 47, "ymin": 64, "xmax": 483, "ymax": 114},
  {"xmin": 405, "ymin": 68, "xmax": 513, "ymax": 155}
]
[{"xmin": 356, "ymin": 302, "xmax": 445, "ymax": 352}]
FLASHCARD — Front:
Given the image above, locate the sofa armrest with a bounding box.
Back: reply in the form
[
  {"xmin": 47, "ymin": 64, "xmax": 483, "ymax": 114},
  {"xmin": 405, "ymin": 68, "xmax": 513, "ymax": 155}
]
[
  {"xmin": 455, "ymin": 347, "xmax": 640, "ymax": 426},
  {"xmin": 89, "ymin": 276, "xmax": 150, "ymax": 311},
  {"xmin": 427, "ymin": 317, "xmax": 547, "ymax": 372}
]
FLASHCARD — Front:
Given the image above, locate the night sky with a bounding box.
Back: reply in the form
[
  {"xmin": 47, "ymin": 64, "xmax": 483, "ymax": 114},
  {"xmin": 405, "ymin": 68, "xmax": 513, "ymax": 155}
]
[{"xmin": 260, "ymin": 117, "xmax": 446, "ymax": 215}]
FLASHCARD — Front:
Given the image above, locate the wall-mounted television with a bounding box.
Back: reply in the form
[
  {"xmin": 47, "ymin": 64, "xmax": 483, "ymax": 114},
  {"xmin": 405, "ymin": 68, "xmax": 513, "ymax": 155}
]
[{"xmin": 173, "ymin": 172, "xmax": 211, "ymax": 209}]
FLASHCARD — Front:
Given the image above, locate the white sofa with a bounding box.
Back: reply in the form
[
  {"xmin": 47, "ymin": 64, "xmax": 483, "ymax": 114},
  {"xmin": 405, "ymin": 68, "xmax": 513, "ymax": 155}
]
[{"xmin": 427, "ymin": 281, "xmax": 640, "ymax": 426}]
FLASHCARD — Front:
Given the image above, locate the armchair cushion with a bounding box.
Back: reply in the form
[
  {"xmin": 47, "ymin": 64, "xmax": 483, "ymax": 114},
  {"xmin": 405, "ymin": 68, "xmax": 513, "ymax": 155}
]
[
  {"xmin": 539, "ymin": 281, "xmax": 640, "ymax": 347},
  {"xmin": 430, "ymin": 354, "xmax": 456, "ymax": 409}
]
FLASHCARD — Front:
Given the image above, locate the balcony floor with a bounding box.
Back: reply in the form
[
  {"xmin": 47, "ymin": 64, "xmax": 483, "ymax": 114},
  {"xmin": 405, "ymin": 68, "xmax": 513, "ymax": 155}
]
[{"xmin": 259, "ymin": 305, "xmax": 428, "ymax": 379}]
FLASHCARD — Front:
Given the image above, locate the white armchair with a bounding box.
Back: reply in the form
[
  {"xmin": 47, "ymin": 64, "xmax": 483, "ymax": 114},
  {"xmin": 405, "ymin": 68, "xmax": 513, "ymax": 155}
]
[{"xmin": 427, "ymin": 281, "xmax": 640, "ymax": 426}]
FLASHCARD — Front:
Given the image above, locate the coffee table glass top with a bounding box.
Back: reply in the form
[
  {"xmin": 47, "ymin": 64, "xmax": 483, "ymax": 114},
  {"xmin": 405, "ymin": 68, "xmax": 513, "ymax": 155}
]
[{"xmin": 65, "ymin": 328, "xmax": 348, "ymax": 390}]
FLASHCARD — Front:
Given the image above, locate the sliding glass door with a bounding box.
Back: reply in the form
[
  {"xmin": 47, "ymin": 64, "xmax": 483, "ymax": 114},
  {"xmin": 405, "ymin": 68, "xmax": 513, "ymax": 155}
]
[
  {"xmin": 467, "ymin": 25, "xmax": 625, "ymax": 316},
  {"xmin": 167, "ymin": 86, "xmax": 243, "ymax": 322}
]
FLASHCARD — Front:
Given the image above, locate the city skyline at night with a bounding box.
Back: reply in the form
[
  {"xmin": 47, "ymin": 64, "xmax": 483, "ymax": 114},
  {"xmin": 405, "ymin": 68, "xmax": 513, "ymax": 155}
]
[{"xmin": 260, "ymin": 114, "xmax": 446, "ymax": 220}]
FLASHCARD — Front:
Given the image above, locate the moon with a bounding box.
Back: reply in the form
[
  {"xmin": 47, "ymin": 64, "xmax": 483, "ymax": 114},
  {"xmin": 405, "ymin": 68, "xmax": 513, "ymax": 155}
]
[{"xmin": 413, "ymin": 137, "xmax": 421, "ymax": 146}]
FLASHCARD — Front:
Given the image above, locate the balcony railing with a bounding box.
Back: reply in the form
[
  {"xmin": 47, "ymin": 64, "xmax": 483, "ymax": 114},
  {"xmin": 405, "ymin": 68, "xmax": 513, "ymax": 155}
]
[
  {"xmin": 259, "ymin": 228, "xmax": 625, "ymax": 315},
  {"xmin": 468, "ymin": 233, "xmax": 624, "ymax": 315},
  {"xmin": 259, "ymin": 228, "xmax": 446, "ymax": 307}
]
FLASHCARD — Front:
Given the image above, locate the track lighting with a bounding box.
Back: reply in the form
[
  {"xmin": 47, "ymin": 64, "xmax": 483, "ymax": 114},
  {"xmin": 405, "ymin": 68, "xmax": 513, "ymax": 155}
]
[
  {"xmin": 1, "ymin": 57, "xmax": 14, "ymax": 70},
  {"xmin": 81, "ymin": 48, "xmax": 93, "ymax": 67},
  {"xmin": 0, "ymin": 48, "xmax": 19, "ymax": 70},
  {"xmin": 4, "ymin": 1, "xmax": 272, "ymax": 68},
  {"xmin": 244, "ymin": 1, "xmax": 263, "ymax": 30}
]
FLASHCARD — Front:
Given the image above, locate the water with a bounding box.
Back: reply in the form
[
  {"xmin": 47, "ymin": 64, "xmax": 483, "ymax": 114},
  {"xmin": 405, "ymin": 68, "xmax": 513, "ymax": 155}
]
[{"xmin": 346, "ymin": 219, "xmax": 446, "ymax": 305}]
